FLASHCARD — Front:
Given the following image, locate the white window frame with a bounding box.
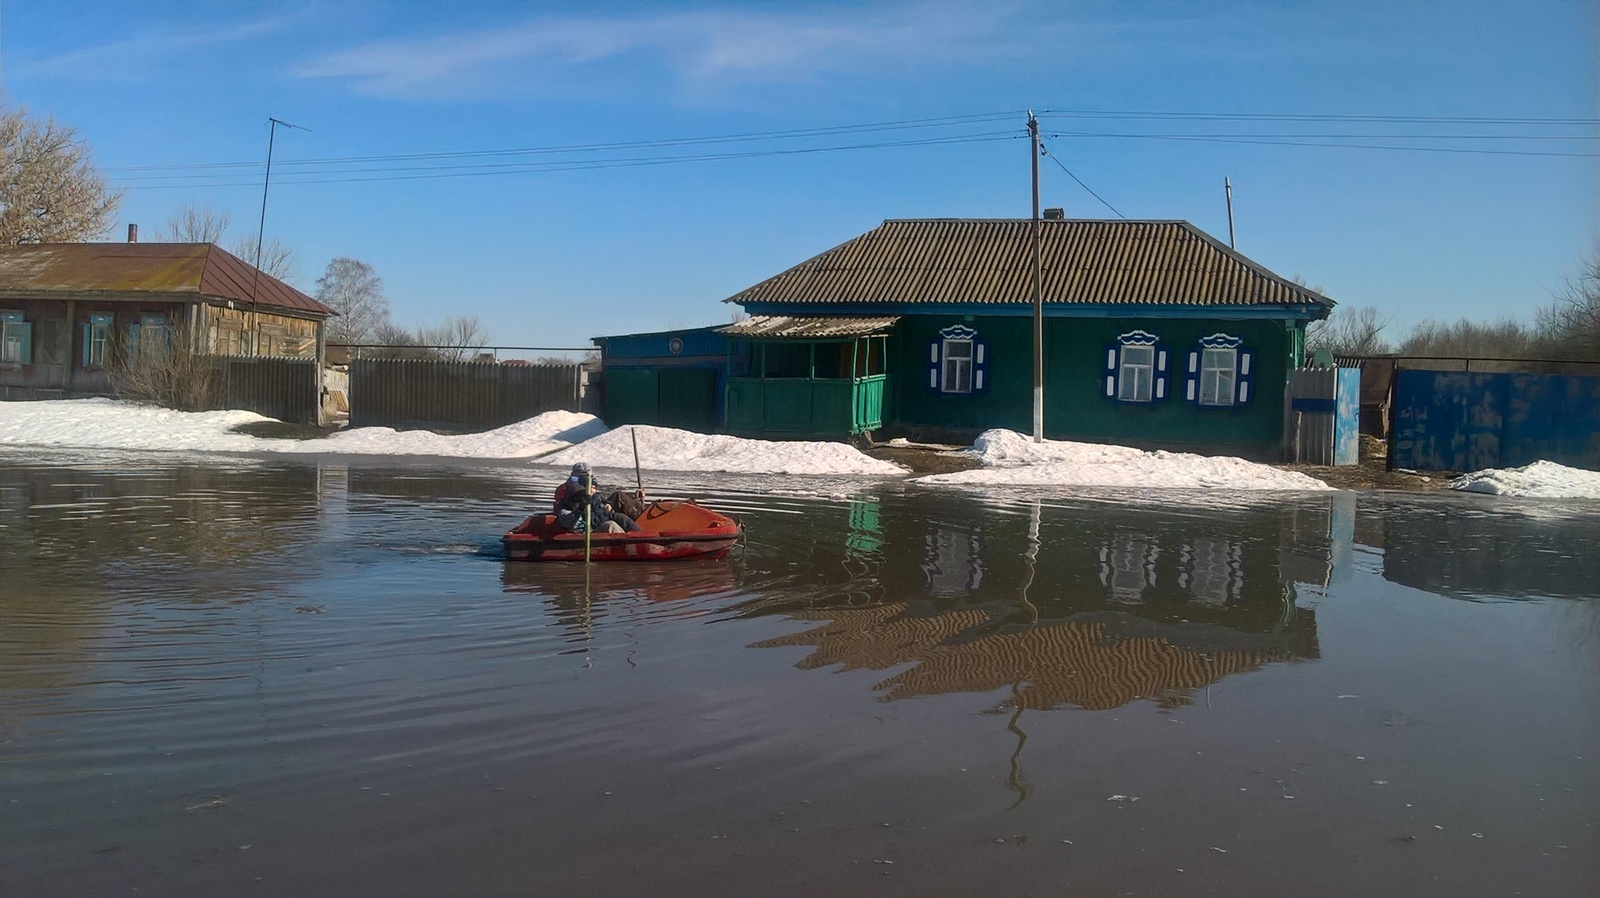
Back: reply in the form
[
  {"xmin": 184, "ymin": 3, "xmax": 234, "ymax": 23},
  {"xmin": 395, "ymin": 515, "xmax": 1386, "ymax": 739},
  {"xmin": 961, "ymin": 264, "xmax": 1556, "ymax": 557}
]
[
  {"xmin": 940, "ymin": 336, "xmax": 974, "ymax": 394},
  {"xmin": 1199, "ymin": 345, "xmax": 1238, "ymax": 406},
  {"xmin": 1117, "ymin": 343, "xmax": 1155, "ymax": 403},
  {"xmin": 0, "ymin": 311, "xmax": 27, "ymax": 365},
  {"xmin": 86, "ymin": 313, "xmax": 114, "ymax": 368}
]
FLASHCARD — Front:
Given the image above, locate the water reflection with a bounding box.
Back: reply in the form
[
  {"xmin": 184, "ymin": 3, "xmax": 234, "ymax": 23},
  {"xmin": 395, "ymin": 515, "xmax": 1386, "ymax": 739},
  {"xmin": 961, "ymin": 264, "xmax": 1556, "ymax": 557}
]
[
  {"xmin": 748, "ymin": 493, "xmax": 1347, "ymax": 715},
  {"xmin": 1368, "ymin": 496, "xmax": 1600, "ymax": 600}
]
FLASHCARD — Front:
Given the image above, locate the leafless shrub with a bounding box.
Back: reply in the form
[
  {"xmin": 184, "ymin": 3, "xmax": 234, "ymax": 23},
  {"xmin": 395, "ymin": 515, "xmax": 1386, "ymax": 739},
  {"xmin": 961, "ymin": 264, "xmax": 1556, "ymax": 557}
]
[{"xmin": 111, "ymin": 339, "xmax": 218, "ymax": 411}]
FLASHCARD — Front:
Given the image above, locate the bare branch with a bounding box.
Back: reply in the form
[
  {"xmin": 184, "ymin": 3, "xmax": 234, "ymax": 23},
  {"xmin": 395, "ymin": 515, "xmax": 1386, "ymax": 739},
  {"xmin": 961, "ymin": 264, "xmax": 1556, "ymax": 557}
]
[
  {"xmin": 0, "ymin": 106, "xmax": 121, "ymax": 244},
  {"xmin": 158, "ymin": 204, "xmax": 231, "ymax": 243},
  {"xmin": 230, "ymin": 234, "xmax": 300, "ymax": 285}
]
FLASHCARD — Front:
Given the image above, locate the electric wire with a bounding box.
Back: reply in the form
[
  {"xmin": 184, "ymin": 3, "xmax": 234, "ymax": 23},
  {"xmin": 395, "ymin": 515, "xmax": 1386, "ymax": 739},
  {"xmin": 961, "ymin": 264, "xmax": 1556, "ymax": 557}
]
[
  {"xmin": 1038, "ymin": 140, "xmax": 1126, "ymax": 220},
  {"xmin": 108, "ymin": 106, "xmax": 1600, "ymax": 193},
  {"xmin": 120, "ymin": 131, "xmax": 1024, "ymax": 190}
]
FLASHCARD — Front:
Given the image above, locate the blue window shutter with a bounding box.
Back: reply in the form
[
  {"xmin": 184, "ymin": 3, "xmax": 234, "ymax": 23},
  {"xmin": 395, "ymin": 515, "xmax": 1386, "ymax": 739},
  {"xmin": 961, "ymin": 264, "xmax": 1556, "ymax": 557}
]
[
  {"xmin": 1155, "ymin": 346, "xmax": 1169, "ymax": 401},
  {"xmin": 82, "ymin": 323, "xmax": 91, "ymax": 366},
  {"xmin": 18, "ymin": 322, "xmax": 31, "ymax": 364},
  {"xmin": 127, "ymin": 323, "xmax": 141, "ymax": 363},
  {"xmin": 928, "ymin": 338, "xmax": 940, "ymax": 390},
  {"xmin": 1236, "ymin": 350, "xmax": 1255, "ymax": 404},
  {"xmin": 1103, "ymin": 344, "xmax": 1118, "ymax": 399},
  {"xmin": 1185, "ymin": 350, "xmax": 1200, "ymax": 403},
  {"xmin": 974, "ymin": 341, "xmax": 989, "ymax": 391}
]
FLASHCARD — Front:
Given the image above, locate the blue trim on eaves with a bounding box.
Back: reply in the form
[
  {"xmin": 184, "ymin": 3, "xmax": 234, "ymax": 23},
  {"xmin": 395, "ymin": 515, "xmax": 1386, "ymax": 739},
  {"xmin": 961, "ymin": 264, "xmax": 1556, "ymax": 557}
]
[{"xmin": 736, "ymin": 301, "xmax": 1326, "ymax": 321}]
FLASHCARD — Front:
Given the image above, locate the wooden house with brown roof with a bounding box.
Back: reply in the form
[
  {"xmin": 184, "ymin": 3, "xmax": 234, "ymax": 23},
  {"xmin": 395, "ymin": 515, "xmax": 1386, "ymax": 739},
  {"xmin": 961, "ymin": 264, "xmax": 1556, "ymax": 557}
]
[{"xmin": 0, "ymin": 242, "xmax": 335, "ymax": 399}]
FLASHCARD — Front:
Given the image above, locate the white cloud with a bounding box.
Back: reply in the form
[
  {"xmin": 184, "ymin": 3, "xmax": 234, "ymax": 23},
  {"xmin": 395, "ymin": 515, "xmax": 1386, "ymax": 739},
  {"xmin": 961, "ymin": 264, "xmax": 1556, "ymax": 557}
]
[
  {"xmin": 293, "ymin": 4, "xmax": 1039, "ymax": 98},
  {"xmin": 14, "ymin": 14, "xmax": 303, "ymax": 82}
]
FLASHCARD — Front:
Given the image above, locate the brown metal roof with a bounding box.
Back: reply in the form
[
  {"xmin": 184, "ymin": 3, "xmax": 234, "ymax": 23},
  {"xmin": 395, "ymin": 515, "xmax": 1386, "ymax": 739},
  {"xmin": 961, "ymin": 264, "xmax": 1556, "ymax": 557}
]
[
  {"xmin": 716, "ymin": 315, "xmax": 900, "ymax": 339},
  {"xmin": 0, "ymin": 243, "xmax": 335, "ymax": 317},
  {"xmin": 724, "ymin": 219, "xmax": 1332, "ymax": 310}
]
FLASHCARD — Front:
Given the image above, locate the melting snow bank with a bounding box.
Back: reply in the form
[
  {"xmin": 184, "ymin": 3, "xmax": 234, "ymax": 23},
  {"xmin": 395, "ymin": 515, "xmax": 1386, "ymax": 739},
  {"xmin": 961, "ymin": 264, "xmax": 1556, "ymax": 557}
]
[
  {"xmin": 0, "ymin": 399, "xmax": 607, "ymax": 459},
  {"xmin": 0, "ymin": 399, "xmax": 268, "ymax": 453},
  {"xmin": 913, "ymin": 429, "xmax": 1334, "ymax": 491},
  {"xmin": 1447, "ymin": 460, "xmax": 1600, "ymax": 499},
  {"xmin": 304, "ymin": 411, "xmax": 605, "ymax": 458},
  {"xmin": 545, "ymin": 424, "xmax": 905, "ymax": 476}
]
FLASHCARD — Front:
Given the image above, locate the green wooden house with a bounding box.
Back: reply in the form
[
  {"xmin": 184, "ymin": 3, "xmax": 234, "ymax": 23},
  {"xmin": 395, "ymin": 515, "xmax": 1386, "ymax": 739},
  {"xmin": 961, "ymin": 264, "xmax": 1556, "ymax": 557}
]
[{"xmin": 713, "ymin": 217, "xmax": 1332, "ymax": 456}]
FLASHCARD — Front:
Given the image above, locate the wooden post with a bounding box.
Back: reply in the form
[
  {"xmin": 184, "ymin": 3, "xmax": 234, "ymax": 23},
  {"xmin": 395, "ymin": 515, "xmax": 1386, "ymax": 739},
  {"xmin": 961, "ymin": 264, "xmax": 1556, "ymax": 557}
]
[{"xmin": 1029, "ymin": 110, "xmax": 1044, "ymax": 443}]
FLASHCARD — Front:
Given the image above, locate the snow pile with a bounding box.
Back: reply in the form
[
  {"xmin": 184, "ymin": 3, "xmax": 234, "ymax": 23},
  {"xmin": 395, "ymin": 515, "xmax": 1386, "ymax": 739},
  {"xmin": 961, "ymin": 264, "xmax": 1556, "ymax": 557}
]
[
  {"xmin": 915, "ymin": 428, "xmax": 1333, "ymax": 491},
  {"xmin": 545, "ymin": 424, "xmax": 905, "ymax": 476},
  {"xmin": 0, "ymin": 399, "xmax": 267, "ymax": 452},
  {"xmin": 0, "ymin": 399, "xmax": 606, "ymax": 459},
  {"xmin": 308, "ymin": 410, "xmax": 605, "ymax": 458},
  {"xmin": 1447, "ymin": 460, "xmax": 1600, "ymax": 499}
]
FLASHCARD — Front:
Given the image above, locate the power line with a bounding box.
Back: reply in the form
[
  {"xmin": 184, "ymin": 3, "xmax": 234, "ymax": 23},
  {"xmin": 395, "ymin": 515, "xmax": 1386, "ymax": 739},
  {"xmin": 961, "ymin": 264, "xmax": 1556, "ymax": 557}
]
[
  {"xmin": 1038, "ymin": 140, "xmax": 1126, "ymax": 219},
  {"xmin": 102, "ymin": 110, "xmax": 1026, "ymax": 174},
  {"xmin": 119, "ymin": 131, "xmax": 1023, "ymax": 191},
  {"xmin": 1043, "ymin": 130, "xmax": 1599, "ymax": 158},
  {"xmin": 1039, "ymin": 109, "xmax": 1599, "ymax": 125}
]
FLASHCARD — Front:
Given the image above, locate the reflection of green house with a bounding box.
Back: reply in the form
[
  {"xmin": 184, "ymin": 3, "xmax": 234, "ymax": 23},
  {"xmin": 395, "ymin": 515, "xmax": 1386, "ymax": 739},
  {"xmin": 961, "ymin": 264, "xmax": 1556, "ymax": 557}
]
[{"xmin": 597, "ymin": 217, "xmax": 1333, "ymax": 455}]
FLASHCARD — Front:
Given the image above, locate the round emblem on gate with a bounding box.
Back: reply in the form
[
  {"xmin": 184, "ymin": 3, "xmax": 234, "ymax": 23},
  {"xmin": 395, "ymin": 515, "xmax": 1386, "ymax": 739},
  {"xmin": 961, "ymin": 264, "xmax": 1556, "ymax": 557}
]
[{"xmin": 668, "ymin": 337, "xmax": 684, "ymax": 355}]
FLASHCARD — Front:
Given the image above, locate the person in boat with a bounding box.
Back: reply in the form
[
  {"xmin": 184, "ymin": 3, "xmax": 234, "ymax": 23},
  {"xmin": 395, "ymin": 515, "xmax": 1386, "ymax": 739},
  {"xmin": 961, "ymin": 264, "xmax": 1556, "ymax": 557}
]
[{"xmin": 554, "ymin": 463, "xmax": 644, "ymax": 533}]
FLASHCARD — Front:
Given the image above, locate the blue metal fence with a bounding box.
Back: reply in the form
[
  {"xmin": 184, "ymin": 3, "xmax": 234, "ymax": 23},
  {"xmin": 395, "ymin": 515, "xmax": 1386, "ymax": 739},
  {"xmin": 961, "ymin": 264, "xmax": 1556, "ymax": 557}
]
[{"xmin": 1390, "ymin": 369, "xmax": 1600, "ymax": 473}]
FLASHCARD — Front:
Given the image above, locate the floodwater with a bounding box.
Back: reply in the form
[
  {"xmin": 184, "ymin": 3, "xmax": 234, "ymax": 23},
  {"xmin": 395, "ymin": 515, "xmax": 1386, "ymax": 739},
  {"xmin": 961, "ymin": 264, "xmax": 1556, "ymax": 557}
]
[{"xmin": 1, "ymin": 452, "xmax": 1596, "ymax": 898}]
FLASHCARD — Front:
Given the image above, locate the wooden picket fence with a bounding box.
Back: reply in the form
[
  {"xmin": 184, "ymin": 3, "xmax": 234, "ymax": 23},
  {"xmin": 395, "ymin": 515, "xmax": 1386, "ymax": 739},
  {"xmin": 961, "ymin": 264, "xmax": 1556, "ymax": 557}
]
[
  {"xmin": 212, "ymin": 356, "xmax": 321, "ymax": 425},
  {"xmin": 349, "ymin": 358, "xmax": 582, "ymax": 431}
]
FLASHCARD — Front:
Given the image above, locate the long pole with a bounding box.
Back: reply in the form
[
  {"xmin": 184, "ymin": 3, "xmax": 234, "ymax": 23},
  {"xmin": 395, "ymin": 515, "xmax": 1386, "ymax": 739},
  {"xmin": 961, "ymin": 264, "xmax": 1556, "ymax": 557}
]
[
  {"xmin": 1029, "ymin": 110, "xmax": 1044, "ymax": 443},
  {"xmin": 1225, "ymin": 177, "xmax": 1236, "ymax": 249},
  {"xmin": 249, "ymin": 117, "xmax": 307, "ymax": 356},
  {"xmin": 631, "ymin": 427, "xmax": 644, "ymax": 492},
  {"xmin": 583, "ymin": 472, "xmax": 592, "ymax": 564}
]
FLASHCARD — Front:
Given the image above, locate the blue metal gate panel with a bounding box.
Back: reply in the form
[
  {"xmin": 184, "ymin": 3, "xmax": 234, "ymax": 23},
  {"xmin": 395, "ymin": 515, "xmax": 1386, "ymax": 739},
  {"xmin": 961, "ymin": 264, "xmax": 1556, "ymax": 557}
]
[
  {"xmin": 1335, "ymin": 368, "xmax": 1361, "ymax": 465},
  {"xmin": 1390, "ymin": 369, "xmax": 1600, "ymax": 472}
]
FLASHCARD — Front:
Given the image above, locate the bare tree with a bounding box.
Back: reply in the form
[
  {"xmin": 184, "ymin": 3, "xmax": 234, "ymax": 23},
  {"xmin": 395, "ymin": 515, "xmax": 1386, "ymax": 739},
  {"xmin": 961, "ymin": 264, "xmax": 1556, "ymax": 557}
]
[
  {"xmin": 0, "ymin": 106, "xmax": 121, "ymax": 244},
  {"xmin": 317, "ymin": 257, "xmax": 389, "ymax": 344},
  {"xmin": 1537, "ymin": 245, "xmax": 1600, "ymax": 359},
  {"xmin": 361, "ymin": 320, "xmax": 436, "ymax": 359},
  {"xmin": 231, "ymin": 234, "xmax": 299, "ymax": 285},
  {"xmin": 158, "ymin": 204, "xmax": 231, "ymax": 243},
  {"xmin": 415, "ymin": 315, "xmax": 491, "ymax": 362},
  {"xmin": 1307, "ymin": 305, "xmax": 1392, "ymax": 357},
  {"xmin": 1396, "ymin": 317, "xmax": 1542, "ymax": 358}
]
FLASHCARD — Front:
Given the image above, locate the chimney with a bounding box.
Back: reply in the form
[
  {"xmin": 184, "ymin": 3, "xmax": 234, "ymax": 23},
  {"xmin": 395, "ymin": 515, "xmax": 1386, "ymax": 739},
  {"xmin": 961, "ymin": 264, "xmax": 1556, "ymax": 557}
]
[
  {"xmin": 1042, "ymin": 207, "xmax": 1064, "ymax": 220},
  {"xmin": 127, "ymin": 223, "xmax": 138, "ymax": 243}
]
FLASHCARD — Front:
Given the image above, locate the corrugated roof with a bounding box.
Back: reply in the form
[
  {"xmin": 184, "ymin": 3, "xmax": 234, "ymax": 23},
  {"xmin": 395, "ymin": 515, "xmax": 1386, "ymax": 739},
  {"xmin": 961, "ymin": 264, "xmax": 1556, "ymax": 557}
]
[
  {"xmin": 716, "ymin": 315, "xmax": 901, "ymax": 339},
  {"xmin": 0, "ymin": 243, "xmax": 335, "ymax": 316},
  {"xmin": 724, "ymin": 219, "xmax": 1332, "ymax": 309}
]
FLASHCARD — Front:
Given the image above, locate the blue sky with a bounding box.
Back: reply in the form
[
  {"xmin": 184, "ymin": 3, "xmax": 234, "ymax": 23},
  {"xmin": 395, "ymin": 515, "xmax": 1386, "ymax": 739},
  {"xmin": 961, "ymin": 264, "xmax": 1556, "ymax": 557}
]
[{"xmin": 6, "ymin": 1, "xmax": 1596, "ymax": 348}]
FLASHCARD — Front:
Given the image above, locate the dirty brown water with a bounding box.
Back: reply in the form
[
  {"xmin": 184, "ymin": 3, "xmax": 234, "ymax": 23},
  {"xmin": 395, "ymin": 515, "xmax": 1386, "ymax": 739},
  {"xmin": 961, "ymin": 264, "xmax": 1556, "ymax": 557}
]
[{"xmin": 1, "ymin": 451, "xmax": 1596, "ymax": 897}]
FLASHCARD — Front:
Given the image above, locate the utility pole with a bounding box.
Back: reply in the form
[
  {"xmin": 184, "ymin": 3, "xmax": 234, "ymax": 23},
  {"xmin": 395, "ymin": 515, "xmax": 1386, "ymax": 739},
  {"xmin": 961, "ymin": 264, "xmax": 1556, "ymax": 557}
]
[
  {"xmin": 1224, "ymin": 177, "xmax": 1236, "ymax": 249},
  {"xmin": 249, "ymin": 117, "xmax": 308, "ymax": 355},
  {"xmin": 1029, "ymin": 110, "xmax": 1044, "ymax": 443}
]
